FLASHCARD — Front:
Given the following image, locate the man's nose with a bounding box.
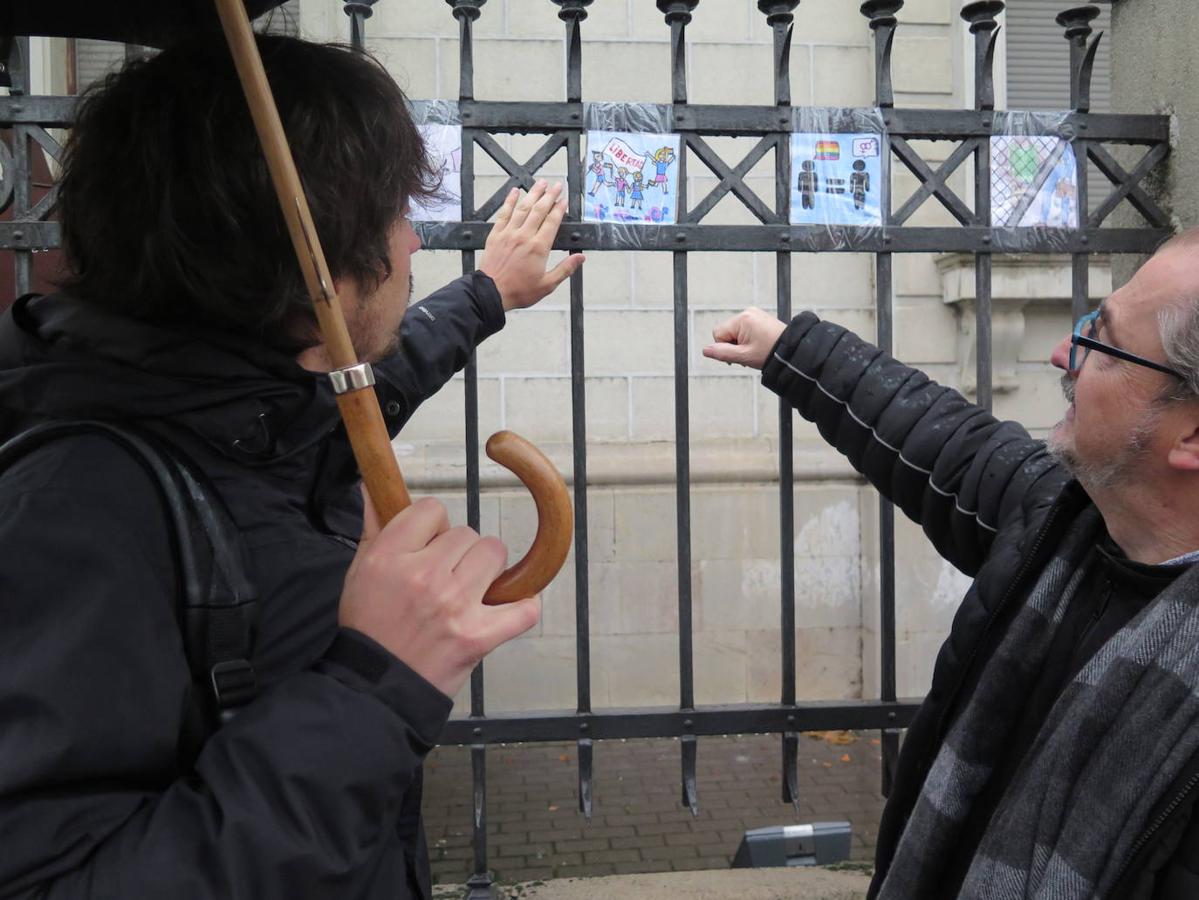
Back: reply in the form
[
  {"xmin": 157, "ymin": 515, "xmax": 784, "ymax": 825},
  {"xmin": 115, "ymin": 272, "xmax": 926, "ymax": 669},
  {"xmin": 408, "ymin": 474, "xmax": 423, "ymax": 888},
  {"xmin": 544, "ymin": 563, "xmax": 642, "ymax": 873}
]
[{"xmin": 1050, "ymin": 333, "xmax": 1073, "ymax": 372}]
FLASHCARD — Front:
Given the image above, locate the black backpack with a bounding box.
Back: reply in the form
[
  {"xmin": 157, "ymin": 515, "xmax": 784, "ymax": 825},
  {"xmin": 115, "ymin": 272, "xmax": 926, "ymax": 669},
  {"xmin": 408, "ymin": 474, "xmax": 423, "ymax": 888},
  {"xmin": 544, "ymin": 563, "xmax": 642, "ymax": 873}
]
[{"xmin": 0, "ymin": 420, "xmax": 259, "ymax": 762}]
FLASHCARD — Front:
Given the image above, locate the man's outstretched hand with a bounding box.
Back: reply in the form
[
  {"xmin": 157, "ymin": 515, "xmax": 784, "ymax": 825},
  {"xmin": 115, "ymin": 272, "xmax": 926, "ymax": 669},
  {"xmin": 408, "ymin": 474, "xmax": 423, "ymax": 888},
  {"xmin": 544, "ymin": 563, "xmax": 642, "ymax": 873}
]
[
  {"xmin": 703, "ymin": 307, "xmax": 787, "ymax": 371},
  {"xmin": 479, "ymin": 180, "xmax": 585, "ymax": 312}
]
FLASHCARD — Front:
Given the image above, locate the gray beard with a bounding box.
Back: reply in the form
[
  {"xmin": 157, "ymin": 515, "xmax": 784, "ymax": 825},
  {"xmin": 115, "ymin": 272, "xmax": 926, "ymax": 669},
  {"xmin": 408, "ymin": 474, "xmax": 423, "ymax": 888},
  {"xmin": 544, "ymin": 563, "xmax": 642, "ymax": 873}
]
[{"xmin": 1046, "ymin": 374, "xmax": 1157, "ymax": 490}]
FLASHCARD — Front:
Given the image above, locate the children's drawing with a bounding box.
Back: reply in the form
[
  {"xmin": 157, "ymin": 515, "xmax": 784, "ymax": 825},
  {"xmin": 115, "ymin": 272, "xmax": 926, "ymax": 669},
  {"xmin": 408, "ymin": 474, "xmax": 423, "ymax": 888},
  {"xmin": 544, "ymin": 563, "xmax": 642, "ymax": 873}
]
[
  {"xmin": 583, "ymin": 131, "xmax": 680, "ymax": 225},
  {"xmin": 991, "ymin": 135, "xmax": 1078, "ymax": 228},
  {"xmin": 409, "ymin": 123, "xmax": 462, "ymax": 222},
  {"xmin": 789, "ymin": 133, "xmax": 882, "ymax": 227}
]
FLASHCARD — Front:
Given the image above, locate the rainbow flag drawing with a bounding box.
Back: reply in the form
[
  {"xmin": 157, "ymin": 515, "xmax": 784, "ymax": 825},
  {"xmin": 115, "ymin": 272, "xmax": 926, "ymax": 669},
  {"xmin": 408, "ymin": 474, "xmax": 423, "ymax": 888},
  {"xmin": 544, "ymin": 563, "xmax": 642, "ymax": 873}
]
[{"xmin": 814, "ymin": 140, "xmax": 841, "ymax": 161}]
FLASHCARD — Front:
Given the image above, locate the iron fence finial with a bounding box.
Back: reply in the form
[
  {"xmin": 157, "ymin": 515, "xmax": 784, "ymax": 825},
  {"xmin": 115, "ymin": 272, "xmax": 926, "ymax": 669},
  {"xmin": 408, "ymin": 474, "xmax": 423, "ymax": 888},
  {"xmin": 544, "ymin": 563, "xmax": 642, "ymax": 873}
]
[
  {"xmin": 861, "ymin": 1, "xmax": 904, "ymax": 108},
  {"xmin": 657, "ymin": 0, "xmax": 700, "ymax": 26},
  {"xmin": 1057, "ymin": 5, "xmax": 1103, "ymax": 112},
  {"xmin": 961, "ymin": 1, "xmax": 1004, "ymax": 110},
  {"xmin": 446, "ymin": 0, "xmax": 487, "ymax": 22},
  {"xmin": 757, "ymin": 0, "xmax": 800, "ymax": 28},
  {"xmin": 551, "ymin": 0, "xmax": 593, "ymax": 22}
]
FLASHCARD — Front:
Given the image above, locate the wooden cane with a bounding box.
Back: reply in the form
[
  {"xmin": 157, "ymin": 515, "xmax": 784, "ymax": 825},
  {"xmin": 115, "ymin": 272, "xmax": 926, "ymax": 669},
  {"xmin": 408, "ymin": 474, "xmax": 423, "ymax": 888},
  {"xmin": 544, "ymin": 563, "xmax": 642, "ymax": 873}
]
[{"xmin": 213, "ymin": 0, "xmax": 573, "ymax": 602}]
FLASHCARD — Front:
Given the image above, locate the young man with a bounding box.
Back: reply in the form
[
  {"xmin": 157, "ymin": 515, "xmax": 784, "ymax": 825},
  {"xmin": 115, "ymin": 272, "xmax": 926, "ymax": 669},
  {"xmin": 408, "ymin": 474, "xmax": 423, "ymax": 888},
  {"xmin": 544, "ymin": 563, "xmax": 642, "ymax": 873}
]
[
  {"xmin": 0, "ymin": 35, "xmax": 581, "ymax": 898},
  {"xmin": 706, "ymin": 233, "xmax": 1199, "ymax": 899}
]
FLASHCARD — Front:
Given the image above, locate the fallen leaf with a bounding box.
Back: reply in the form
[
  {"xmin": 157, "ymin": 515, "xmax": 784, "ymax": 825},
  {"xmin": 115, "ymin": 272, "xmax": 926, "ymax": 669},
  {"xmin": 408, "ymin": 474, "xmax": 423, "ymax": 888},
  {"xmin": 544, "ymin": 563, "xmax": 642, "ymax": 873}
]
[
  {"xmin": 840, "ymin": 754, "xmax": 851, "ymax": 763},
  {"xmin": 547, "ymin": 805, "xmax": 558, "ymax": 812},
  {"xmin": 808, "ymin": 730, "xmax": 858, "ymax": 746}
]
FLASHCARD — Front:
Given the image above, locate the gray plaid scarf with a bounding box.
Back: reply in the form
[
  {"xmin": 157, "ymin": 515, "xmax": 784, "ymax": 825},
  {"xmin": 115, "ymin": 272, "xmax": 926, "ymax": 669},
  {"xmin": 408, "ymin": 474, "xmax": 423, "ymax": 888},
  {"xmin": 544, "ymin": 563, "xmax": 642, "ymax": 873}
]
[{"xmin": 879, "ymin": 508, "xmax": 1199, "ymax": 899}]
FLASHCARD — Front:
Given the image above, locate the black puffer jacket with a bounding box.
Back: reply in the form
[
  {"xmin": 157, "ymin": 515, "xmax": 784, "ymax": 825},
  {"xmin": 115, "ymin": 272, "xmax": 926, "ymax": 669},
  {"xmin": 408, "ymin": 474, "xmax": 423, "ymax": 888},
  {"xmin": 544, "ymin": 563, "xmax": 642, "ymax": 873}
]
[
  {"xmin": 0, "ymin": 273, "xmax": 504, "ymax": 899},
  {"xmin": 761, "ymin": 312, "xmax": 1199, "ymax": 900}
]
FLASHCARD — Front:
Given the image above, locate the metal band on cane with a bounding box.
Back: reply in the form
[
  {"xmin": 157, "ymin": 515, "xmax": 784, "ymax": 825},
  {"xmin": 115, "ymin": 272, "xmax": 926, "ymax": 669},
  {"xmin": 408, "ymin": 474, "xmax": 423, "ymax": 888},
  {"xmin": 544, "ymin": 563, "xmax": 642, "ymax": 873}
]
[{"xmin": 328, "ymin": 363, "xmax": 375, "ymax": 394}]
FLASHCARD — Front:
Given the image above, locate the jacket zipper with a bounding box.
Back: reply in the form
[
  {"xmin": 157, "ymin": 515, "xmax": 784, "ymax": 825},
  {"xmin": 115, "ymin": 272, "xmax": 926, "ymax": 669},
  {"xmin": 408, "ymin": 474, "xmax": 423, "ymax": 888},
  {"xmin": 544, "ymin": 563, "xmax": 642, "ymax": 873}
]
[{"xmin": 1110, "ymin": 768, "xmax": 1199, "ymax": 893}]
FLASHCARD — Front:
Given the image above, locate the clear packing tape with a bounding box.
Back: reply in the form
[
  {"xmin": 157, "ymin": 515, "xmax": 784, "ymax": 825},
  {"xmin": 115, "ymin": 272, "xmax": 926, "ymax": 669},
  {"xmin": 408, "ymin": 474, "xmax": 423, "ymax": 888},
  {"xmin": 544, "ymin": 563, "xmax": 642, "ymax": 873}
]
[{"xmin": 406, "ymin": 103, "xmax": 1085, "ymax": 252}]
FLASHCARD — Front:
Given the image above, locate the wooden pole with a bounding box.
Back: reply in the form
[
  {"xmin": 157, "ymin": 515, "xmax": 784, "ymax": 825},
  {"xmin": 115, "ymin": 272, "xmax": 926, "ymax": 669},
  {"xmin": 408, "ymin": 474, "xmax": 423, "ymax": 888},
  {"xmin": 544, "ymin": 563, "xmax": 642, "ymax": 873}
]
[
  {"xmin": 211, "ymin": 0, "xmax": 573, "ymax": 601},
  {"xmin": 213, "ymin": 0, "xmax": 410, "ymax": 521}
]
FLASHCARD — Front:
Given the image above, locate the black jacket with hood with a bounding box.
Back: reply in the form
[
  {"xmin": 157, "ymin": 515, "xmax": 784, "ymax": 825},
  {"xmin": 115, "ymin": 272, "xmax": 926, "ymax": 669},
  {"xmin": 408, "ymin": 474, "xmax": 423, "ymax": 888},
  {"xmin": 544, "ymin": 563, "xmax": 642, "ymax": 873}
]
[
  {"xmin": 762, "ymin": 312, "xmax": 1199, "ymax": 900},
  {"xmin": 0, "ymin": 272, "xmax": 505, "ymax": 899}
]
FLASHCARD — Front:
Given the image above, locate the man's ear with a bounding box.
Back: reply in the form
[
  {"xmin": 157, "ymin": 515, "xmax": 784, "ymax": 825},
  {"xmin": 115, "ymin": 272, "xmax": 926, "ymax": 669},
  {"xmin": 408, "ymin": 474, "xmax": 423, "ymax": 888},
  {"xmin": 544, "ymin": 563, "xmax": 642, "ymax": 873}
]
[{"xmin": 1167, "ymin": 417, "xmax": 1199, "ymax": 471}]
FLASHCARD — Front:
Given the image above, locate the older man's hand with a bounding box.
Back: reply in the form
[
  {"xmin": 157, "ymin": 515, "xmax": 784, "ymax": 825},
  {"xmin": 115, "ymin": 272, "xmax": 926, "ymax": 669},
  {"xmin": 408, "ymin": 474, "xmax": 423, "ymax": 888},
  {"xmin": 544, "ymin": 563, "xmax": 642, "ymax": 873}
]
[
  {"xmin": 480, "ymin": 180, "xmax": 585, "ymax": 312},
  {"xmin": 703, "ymin": 307, "xmax": 787, "ymax": 371}
]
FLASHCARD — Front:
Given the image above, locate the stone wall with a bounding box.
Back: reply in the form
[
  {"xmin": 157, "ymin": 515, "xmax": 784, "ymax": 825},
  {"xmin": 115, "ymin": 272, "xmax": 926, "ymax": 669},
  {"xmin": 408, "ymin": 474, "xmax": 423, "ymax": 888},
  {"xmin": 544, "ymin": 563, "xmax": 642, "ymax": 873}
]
[
  {"xmin": 297, "ymin": 0, "xmax": 1084, "ymax": 713},
  {"xmin": 1110, "ymin": 0, "xmax": 1195, "ymax": 287}
]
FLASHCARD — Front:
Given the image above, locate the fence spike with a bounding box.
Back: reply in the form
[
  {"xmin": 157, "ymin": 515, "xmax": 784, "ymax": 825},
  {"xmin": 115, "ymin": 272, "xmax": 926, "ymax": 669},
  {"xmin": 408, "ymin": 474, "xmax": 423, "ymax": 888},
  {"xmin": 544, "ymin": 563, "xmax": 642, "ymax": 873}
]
[
  {"xmin": 782, "ymin": 732, "xmax": 801, "ymax": 815},
  {"xmin": 551, "ymin": 0, "xmax": 590, "ymax": 103},
  {"xmin": 861, "ymin": 1, "xmax": 903, "ymax": 108},
  {"xmin": 756, "ymin": 2, "xmax": 799, "ymax": 106},
  {"xmin": 681, "ymin": 734, "xmax": 700, "ymax": 816},
  {"xmin": 1077, "ymin": 31, "xmax": 1104, "ymax": 114},
  {"xmin": 577, "ymin": 737, "xmax": 594, "ymax": 821},
  {"xmin": 961, "ymin": 1, "xmax": 1004, "ymax": 111},
  {"xmin": 341, "ymin": 0, "xmax": 376, "ymax": 50}
]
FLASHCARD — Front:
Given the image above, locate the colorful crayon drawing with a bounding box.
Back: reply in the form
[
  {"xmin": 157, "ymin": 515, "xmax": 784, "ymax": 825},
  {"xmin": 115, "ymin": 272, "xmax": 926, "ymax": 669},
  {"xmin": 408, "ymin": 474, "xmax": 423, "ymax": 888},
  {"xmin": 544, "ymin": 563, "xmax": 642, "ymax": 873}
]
[
  {"xmin": 789, "ymin": 132, "xmax": 882, "ymax": 226},
  {"xmin": 583, "ymin": 130, "xmax": 681, "ymax": 225},
  {"xmin": 991, "ymin": 135, "xmax": 1079, "ymax": 228},
  {"xmin": 409, "ymin": 123, "xmax": 462, "ymax": 222}
]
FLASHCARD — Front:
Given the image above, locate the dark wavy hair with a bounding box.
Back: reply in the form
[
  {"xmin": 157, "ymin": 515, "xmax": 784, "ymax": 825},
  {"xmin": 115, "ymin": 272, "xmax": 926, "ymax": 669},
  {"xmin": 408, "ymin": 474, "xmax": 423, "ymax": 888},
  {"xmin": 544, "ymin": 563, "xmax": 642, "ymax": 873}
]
[{"xmin": 57, "ymin": 34, "xmax": 439, "ymax": 352}]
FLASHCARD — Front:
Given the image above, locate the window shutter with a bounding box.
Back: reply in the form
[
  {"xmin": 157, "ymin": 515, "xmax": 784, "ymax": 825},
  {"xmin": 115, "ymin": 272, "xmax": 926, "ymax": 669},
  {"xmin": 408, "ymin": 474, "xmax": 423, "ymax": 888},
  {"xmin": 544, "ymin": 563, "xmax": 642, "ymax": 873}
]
[{"xmin": 1005, "ymin": 0, "xmax": 1111, "ymax": 112}]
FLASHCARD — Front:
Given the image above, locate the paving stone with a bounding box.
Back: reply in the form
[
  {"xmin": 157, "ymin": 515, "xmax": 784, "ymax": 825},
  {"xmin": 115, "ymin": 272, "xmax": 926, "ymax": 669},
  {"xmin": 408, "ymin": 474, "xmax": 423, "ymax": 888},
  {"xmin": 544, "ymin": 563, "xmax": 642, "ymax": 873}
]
[{"xmin": 424, "ymin": 732, "xmax": 886, "ymax": 885}]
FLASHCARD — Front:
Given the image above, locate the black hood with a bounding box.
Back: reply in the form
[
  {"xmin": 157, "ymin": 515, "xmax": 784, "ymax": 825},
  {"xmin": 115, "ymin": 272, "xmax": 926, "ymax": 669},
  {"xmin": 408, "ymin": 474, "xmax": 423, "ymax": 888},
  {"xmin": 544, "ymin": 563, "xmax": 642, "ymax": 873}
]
[{"xmin": 0, "ymin": 293, "xmax": 341, "ymax": 465}]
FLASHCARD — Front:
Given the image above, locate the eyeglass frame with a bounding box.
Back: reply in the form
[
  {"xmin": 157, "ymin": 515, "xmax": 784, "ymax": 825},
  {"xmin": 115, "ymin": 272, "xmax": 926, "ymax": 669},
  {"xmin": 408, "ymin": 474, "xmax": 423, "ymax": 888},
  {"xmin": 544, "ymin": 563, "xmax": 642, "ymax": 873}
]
[{"xmin": 1069, "ymin": 308, "xmax": 1185, "ymax": 379}]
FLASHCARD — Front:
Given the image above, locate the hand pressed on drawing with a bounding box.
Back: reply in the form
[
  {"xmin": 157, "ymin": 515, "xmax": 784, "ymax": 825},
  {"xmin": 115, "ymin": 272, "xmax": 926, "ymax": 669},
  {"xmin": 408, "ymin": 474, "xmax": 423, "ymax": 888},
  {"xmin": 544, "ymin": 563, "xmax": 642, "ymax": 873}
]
[
  {"xmin": 703, "ymin": 307, "xmax": 788, "ymax": 371},
  {"xmin": 339, "ymin": 492, "xmax": 540, "ymax": 698},
  {"xmin": 479, "ymin": 180, "xmax": 585, "ymax": 312}
]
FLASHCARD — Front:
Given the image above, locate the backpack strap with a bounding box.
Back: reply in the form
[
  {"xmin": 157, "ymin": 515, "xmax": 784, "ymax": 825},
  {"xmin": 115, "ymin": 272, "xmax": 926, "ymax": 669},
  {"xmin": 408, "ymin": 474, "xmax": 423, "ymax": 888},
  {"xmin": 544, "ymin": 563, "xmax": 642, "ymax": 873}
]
[{"xmin": 0, "ymin": 420, "xmax": 259, "ymax": 732}]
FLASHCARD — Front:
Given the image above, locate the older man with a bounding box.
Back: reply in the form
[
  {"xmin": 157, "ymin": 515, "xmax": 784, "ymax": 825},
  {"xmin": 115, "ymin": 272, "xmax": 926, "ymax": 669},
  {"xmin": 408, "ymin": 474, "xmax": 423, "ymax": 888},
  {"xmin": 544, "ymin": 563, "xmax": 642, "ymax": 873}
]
[{"xmin": 706, "ymin": 232, "xmax": 1199, "ymax": 899}]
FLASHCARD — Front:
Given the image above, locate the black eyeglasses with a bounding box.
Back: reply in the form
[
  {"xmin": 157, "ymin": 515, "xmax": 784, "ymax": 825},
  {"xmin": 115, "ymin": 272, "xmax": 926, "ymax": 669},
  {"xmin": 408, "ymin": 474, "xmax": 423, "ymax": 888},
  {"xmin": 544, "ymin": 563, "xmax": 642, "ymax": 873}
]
[{"xmin": 1069, "ymin": 309, "xmax": 1185, "ymax": 378}]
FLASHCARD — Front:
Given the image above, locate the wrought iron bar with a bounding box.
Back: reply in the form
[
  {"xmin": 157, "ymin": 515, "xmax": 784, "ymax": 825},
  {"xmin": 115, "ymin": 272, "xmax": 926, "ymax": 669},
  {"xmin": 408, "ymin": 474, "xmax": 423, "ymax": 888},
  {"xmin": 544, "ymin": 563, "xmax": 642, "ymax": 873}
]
[
  {"xmin": 862, "ymin": 1, "xmax": 903, "ymax": 109},
  {"xmin": 550, "ymin": 0, "xmax": 595, "ymax": 824},
  {"xmin": 1059, "ymin": 6, "xmax": 1099, "ymax": 323},
  {"xmin": 963, "ymin": 1, "xmax": 1003, "ymax": 413},
  {"xmin": 758, "ymin": 0, "xmax": 801, "ymax": 817},
  {"xmin": 446, "ymin": 2, "xmax": 492, "ymax": 895},
  {"xmin": 410, "ymin": 221, "xmax": 1168, "ymax": 254},
  {"xmin": 657, "ymin": 0, "xmax": 700, "ymax": 817},
  {"xmin": 343, "ymin": 0, "xmax": 376, "ymax": 51},
  {"xmin": 863, "ymin": 0, "xmax": 903, "ymax": 799},
  {"xmin": 440, "ymin": 699, "xmax": 922, "ymax": 744},
  {"xmin": 8, "ymin": 39, "xmax": 31, "ymax": 297},
  {"xmin": 447, "ymin": 101, "xmax": 1168, "ymax": 142}
]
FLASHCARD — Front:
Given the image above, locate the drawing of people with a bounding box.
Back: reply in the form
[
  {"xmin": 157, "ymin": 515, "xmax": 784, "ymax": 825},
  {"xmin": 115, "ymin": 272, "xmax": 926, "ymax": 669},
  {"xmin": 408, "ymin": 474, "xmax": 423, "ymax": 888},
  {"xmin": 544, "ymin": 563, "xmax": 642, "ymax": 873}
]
[
  {"xmin": 650, "ymin": 147, "xmax": 676, "ymax": 194},
  {"xmin": 798, "ymin": 159, "xmax": 818, "ymax": 209},
  {"xmin": 588, "ymin": 151, "xmax": 607, "ymax": 196},
  {"xmin": 630, "ymin": 171, "xmax": 645, "ymax": 211},
  {"xmin": 1039, "ymin": 174, "xmax": 1077, "ymax": 228},
  {"xmin": 614, "ymin": 167, "xmax": 629, "ymax": 207},
  {"xmin": 850, "ymin": 159, "xmax": 870, "ymax": 211}
]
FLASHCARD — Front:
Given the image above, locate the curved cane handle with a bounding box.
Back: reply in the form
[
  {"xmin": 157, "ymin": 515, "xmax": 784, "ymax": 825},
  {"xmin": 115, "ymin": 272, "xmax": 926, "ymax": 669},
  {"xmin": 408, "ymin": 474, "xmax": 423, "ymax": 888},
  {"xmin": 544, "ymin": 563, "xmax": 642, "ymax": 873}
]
[{"xmin": 482, "ymin": 430, "xmax": 574, "ymax": 605}]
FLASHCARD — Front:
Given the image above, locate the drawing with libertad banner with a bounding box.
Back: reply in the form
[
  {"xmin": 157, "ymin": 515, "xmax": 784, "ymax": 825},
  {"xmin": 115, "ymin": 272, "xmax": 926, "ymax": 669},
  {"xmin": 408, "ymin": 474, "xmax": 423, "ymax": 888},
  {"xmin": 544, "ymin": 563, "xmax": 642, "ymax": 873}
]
[{"xmin": 583, "ymin": 130, "xmax": 680, "ymax": 225}]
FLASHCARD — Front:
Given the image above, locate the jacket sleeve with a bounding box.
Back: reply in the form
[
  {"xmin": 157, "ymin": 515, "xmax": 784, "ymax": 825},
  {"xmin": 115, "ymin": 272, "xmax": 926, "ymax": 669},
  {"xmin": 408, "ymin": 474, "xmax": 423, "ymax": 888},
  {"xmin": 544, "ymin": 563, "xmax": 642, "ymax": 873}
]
[
  {"xmin": 0, "ymin": 440, "xmax": 451, "ymax": 899},
  {"xmin": 373, "ymin": 270, "xmax": 506, "ymax": 433},
  {"xmin": 761, "ymin": 311, "xmax": 1063, "ymax": 576}
]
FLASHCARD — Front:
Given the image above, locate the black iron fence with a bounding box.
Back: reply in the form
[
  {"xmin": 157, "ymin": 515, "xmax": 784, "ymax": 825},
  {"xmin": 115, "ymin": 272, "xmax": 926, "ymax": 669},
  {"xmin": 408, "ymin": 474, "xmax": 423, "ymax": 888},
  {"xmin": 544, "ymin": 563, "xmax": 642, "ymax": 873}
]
[{"xmin": 0, "ymin": 1, "xmax": 1171, "ymax": 896}]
